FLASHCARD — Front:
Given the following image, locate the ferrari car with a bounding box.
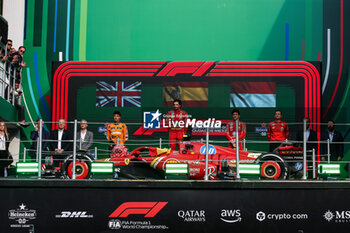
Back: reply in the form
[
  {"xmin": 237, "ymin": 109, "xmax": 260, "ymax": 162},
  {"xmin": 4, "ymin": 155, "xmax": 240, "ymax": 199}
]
[{"xmin": 57, "ymin": 140, "xmax": 309, "ymax": 180}]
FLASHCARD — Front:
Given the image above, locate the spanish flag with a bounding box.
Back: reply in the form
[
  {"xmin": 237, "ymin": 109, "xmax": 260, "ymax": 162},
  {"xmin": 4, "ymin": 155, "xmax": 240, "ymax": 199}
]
[{"xmin": 163, "ymin": 82, "xmax": 208, "ymax": 107}]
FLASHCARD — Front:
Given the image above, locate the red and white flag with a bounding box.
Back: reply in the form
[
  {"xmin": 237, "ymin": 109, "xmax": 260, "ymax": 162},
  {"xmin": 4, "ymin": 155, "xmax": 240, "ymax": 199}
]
[{"xmin": 230, "ymin": 82, "xmax": 276, "ymax": 108}]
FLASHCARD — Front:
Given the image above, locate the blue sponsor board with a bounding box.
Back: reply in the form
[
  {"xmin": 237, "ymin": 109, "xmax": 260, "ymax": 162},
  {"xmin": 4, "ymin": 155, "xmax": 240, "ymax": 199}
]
[
  {"xmin": 295, "ymin": 162, "xmax": 303, "ymax": 170},
  {"xmin": 200, "ymin": 145, "xmax": 217, "ymax": 155},
  {"xmin": 255, "ymin": 127, "xmax": 268, "ymax": 136}
]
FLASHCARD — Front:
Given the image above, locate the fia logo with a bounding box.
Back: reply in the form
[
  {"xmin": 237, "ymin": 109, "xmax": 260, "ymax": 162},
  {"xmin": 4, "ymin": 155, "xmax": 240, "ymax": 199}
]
[
  {"xmin": 109, "ymin": 219, "xmax": 122, "ymax": 229},
  {"xmin": 143, "ymin": 110, "xmax": 161, "ymax": 129}
]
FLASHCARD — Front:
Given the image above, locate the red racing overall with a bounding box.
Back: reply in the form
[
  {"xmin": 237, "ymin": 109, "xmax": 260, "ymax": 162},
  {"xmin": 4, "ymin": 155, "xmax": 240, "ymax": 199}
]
[
  {"xmin": 166, "ymin": 109, "xmax": 188, "ymax": 150},
  {"xmin": 225, "ymin": 120, "xmax": 246, "ymax": 149}
]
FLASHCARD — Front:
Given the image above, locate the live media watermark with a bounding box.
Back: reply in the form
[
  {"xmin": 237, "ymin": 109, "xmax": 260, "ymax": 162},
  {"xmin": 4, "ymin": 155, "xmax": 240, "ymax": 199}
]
[{"xmin": 143, "ymin": 110, "xmax": 222, "ymax": 129}]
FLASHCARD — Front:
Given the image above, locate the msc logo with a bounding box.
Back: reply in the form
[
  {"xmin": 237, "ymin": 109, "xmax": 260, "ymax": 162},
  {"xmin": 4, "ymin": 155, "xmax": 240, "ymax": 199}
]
[
  {"xmin": 143, "ymin": 110, "xmax": 161, "ymax": 129},
  {"xmin": 323, "ymin": 210, "xmax": 335, "ymax": 222},
  {"xmin": 323, "ymin": 210, "xmax": 350, "ymax": 223},
  {"xmin": 109, "ymin": 202, "xmax": 168, "ymax": 218}
]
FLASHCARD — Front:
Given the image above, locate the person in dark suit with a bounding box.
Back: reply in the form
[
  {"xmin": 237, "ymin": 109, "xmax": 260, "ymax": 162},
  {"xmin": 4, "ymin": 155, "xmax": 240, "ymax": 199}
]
[
  {"xmin": 321, "ymin": 120, "xmax": 344, "ymax": 161},
  {"xmin": 296, "ymin": 117, "xmax": 318, "ymax": 179},
  {"xmin": 29, "ymin": 119, "xmax": 50, "ymax": 161},
  {"xmin": 50, "ymin": 118, "xmax": 72, "ymax": 165},
  {"xmin": 76, "ymin": 119, "xmax": 94, "ymax": 154},
  {"xmin": 296, "ymin": 117, "xmax": 318, "ymax": 152}
]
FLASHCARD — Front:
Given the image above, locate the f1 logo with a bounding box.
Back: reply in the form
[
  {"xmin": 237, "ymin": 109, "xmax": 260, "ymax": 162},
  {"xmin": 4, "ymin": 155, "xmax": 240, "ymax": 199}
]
[
  {"xmin": 143, "ymin": 110, "xmax": 162, "ymax": 129},
  {"xmin": 109, "ymin": 202, "xmax": 168, "ymax": 218}
]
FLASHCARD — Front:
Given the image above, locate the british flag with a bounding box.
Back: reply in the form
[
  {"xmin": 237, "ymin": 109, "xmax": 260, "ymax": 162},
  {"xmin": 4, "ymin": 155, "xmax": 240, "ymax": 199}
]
[{"xmin": 96, "ymin": 81, "xmax": 142, "ymax": 107}]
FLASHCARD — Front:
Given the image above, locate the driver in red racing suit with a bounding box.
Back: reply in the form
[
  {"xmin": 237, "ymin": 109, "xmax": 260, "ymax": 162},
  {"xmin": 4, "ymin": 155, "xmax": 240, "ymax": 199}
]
[
  {"xmin": 166, "ymin": 99, "xmax": 188, "ymax": 151},
  {"xmin": 225, "ymin": 109, "xmax": 246, "ymax": 149},
  {"xmin": 268, "ymin": 110, "xmax": 289, "ymax": 152}
]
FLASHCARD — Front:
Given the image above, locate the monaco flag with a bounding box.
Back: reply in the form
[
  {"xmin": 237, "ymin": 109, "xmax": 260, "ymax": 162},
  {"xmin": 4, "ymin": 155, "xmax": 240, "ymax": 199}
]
[{"xmin": 230, "ymin": 82, "xmax": 276, "ymax": 108}]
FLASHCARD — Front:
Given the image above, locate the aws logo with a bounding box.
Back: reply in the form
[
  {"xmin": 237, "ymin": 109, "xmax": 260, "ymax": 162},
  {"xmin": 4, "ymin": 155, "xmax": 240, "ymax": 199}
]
[
  {"xmin": 220, "ymin": 209, "xmax": 242, "ymax": 223},
  {"xmin": 109, "ymin": 202, "xmax": 168, "ymax": 218}
]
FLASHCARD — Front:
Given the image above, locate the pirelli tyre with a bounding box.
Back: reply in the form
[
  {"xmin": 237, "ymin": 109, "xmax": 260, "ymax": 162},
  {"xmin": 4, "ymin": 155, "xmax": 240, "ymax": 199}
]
[
  {"xmin": 62, "ymin": 154, "xmax": 93, "ymax": 179},
  {"xmin": 255, "ymin": 153, "xmax": 288, "ymax": 179}
]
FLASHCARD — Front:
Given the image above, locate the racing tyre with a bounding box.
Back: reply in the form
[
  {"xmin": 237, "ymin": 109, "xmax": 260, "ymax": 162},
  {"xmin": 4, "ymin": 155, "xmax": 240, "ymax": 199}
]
[
  {"xmin": 255, "ymin": 153, "xmax": 288, "ymax": 179},
  {"xmin": 62, "ymin": 154, "xmax": 93, "ymax": 179}
]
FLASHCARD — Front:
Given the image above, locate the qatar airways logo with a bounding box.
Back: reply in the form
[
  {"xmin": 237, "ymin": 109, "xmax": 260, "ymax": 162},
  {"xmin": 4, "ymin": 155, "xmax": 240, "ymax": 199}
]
[{"xmin": 143, "ymin": 110, "xmax": 221, "ymax": 129}]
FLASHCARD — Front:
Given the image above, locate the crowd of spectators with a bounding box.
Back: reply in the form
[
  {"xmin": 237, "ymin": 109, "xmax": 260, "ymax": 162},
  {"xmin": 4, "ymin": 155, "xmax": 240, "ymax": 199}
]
[
  {"xmin": 0, "ymin": 39, "xmax": 26, "ymax": 79},
  {"xmin": 0, "ymin": 39, "xmax": 29, "ymax": 127}
]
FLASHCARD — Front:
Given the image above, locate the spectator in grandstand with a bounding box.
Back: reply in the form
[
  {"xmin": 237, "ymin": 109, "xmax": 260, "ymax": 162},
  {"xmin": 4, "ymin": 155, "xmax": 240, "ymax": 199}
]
[
  {"xmin": 0, "ymin": 39, "xmax": 12, "ymax": 62},
  {"xmin": 267, "ymin": 110, "xmax": 289, "ymax": 152},
  {"xmin": 321, "ymin": 120, "xmax": 344, "ymax": 161},
  {"xmin": 12, "ymin": 80, "xmax": 29, "ymax": 127},
  {"xmin": 296, "ymin": 117, "xmax": 317, "ymax": 152},
  {"xmin": 225, "ymin": 109, "xmax": 246, "ymax": 149},
  {"xmin": 166, "ymin": 99, "xmax": 188, "ymax": 151},
  {"xmin": 8, "ymin": 46, "xmax": 26, "ymax": 81},
  {"xmin": 9, "ymin": 48, "xmax": 16, "ymax": 54},
  {"xmin": 8, "ymin": 46, "xmax": 26, "ymax": 69},
  {"xmin": 29, "ymin": 119, "xmax": 50, "ymax": 161},
  {"xmin": 0, "ymin": 122, "xmax": 12, "ymax": 177},
  {"xmin": 107, "ymin": 111, "xmax": 128, "ymax": 149},
  {"xmin": 50, "ymin": 119, "xmax": 72, "ymax": 166},
  {"xmin": 76, "ymin": 119, "xmax": 94, "ymax": 153}
]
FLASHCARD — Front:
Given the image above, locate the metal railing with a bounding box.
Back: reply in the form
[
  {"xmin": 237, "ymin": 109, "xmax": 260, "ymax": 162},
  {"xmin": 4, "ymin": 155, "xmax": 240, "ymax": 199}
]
[
  {"xmin": 1, "ymin": 120, "xmax": 349, "ymax": 180},
  {"xmin": 0, "ymin": 58, "xmax": 21, "ymax": 104}
]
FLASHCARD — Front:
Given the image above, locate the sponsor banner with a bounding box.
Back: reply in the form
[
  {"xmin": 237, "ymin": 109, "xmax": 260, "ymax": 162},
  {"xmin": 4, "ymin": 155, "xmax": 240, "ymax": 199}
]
[
  {"xmin": 323, "ymin": 210, "xmax": 350, "ymax": 223},
  {"xmin": 256, "ymin": 211, "xmax": 308, "ymax": 222},
  {"xmin": 178, "ymin": 210, "xmax": 206, "ymax": 222},
  {"xmin": 8, "ymin": 204, "xmax": 36, "ymax": 230},
  {"xmin": 55, "ymin": 211, "xmax": 93, "ymax": 218},
  {"xmin": 220, "ymin": 209, "xmax": 241, "ymax": 223},
  {"xmin": 108, "ymin": 202, "xmax": 169, "ymax": 230},
  {"xmin": 1, "ymin": 187, "xmax": 350, "ymax": 232}
]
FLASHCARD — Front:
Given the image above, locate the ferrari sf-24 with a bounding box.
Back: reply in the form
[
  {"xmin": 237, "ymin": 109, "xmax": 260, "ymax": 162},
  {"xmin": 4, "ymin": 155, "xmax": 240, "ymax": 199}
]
[{"xmin": 57, "ymin": 140, "xmax": 307, "ymax": 180}]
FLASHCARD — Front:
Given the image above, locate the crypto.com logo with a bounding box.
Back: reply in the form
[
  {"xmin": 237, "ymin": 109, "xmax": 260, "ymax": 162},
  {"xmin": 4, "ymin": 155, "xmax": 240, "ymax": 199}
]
[
  {"xmin": 109, "ymin": 202, "xmax": 168, "ymax": 218},
  {"xmin": 256, "ymin": 211, "xmax": 266, "ymax": 222}
]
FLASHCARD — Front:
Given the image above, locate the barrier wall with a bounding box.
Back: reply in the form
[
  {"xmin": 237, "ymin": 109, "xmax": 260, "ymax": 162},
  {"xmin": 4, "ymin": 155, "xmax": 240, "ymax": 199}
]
[{"xmin": 1, "ymin": 180, "xmax": 350, "ymax": 233}]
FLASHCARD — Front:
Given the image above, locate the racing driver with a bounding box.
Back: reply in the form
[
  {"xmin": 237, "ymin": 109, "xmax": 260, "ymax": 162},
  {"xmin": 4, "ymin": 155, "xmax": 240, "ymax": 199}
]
[
  {"xmin": 166, "ymin": 99, "xmax": 188, "ymax": 151},
  {"xmin": 225, "ymin": 109, "xmax": 246, "ymax": 149},
  {"xmin": 107, "ymin": 110, "xmax": 128, "ymax": 149}
]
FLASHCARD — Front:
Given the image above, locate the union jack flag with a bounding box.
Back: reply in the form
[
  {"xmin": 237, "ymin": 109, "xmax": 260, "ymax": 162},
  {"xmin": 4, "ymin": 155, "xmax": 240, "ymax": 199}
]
[{"xmin": 96, "ymin": 81, "xmax": 142, "ymax": 107}]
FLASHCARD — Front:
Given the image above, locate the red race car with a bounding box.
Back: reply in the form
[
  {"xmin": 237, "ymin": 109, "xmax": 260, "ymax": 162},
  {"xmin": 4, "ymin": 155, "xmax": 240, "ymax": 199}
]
[
  {"xmin": 88, "ymin": 141, "xmax": 306, "ymax": 180},
  {"xmin": 58, "ymin": 138, "xmax": 309, "ymax": 180}
]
